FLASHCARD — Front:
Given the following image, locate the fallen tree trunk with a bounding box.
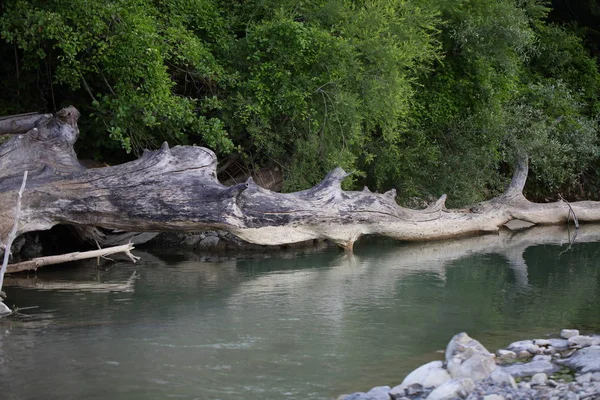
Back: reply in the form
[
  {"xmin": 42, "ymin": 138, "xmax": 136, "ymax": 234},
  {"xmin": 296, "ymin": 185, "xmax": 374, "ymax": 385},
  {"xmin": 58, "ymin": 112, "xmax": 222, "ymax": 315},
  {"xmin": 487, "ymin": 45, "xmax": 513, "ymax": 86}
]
[{"xmin": 1, "ymin": 106, "xmax": 600, "ymax": 251}]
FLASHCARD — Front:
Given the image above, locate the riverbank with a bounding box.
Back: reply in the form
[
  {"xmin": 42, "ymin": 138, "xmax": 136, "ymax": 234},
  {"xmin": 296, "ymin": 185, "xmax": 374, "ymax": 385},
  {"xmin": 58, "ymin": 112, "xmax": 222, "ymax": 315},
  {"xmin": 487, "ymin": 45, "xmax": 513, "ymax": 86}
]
[{"xmin": 341, "ymin": 330, "xmax": 600, "ymax": 400}]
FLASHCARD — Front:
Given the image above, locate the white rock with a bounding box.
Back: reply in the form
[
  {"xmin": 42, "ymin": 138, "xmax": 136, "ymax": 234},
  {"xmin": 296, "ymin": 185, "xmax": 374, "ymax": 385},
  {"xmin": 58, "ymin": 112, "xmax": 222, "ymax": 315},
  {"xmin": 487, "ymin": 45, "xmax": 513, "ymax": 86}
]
[
  {"xmin": 531, "ymin": 373, "xmax": 548, "ymax": 386},
  {"xmin": 0, "ymin": 302, "xmax": 10, "ymax": 315},
  {"xmin": 535, "ymin": 339, "xmax": 552, "ymax": 347},
  {"xmin": 389, "ymin": 360, "xmax": 451, "ymax": 395},
  {"xmin": 565, "ymin": 392, "xmax": 580, "ymax": 400},
  {"xmin": 507, "ymin": 340, "xmax": 534, "ymax": 353},
  {"xmin": 501, "ymin": 360, "xmax": 560, "ymax": 378},
  {"xmin": 548, "ymin": 338, "xmax": 570, "ymax": 350},
  {"xmin": 533, "ymin": 355, "xmax": 552, "ymax": 362},
  {"xmin": 561, "ymin": 329, "xmax": 580, "ymax": 339},
  {"xmin": 518, "ymin": 350, "xmax": 532, "ymax": 359},
  {"xmin": 527, "ymin": 344, "xmax": 540, "ymax": 354},
  {"xmin": 426, "ymin": 378, "xmax": 475, "ymax": 400},
  {"xmin": 483, "ymin": 395, "xmax": 505, "ymax": 400},
  {"xmin": 576, "ymin": 373, "xmax": 592, "ymax": 384},
  {"xmin": 489, "ymin": 369, "xmax": 517, "ymax": 389},
  {"xmin": 445, "ymin": 332, "xmax": 497, "ymax": 381},
  {"xmin": 497, "ymin": 349, "xmax": 517, "ymax": 362},
  {"xmin": 568, "ymin": 335, "xmax": 595, "ymax": 348}
]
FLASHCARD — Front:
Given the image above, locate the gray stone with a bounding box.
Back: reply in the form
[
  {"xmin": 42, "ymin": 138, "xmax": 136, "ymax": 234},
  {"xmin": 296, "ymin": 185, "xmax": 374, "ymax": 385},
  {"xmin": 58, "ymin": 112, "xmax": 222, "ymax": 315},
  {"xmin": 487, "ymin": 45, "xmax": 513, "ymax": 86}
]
[
  {"xmin": 535, "ymin": 339, "xmax": 552, "ymax": 347},
  {"xmin": 507, "ymin": 340, "xmax": 534, "ymax": 353},
  {"xmin": 0, "ymin": 301, "xmax": 10, "ymax": 315},
  {"xmin": 344, "ymin": 386, "xmax": 391, "ymax": 400},
  {"xmin": 497, "ymin": 349, "xmax": 517, "ymax": 362},
  {"xmin": 565, "ymin": 392, "xmax": 580, "ymax": 400},
  {"xmin": 576, "ymin": 373, "xmax": 592, "ymax": 384},
  {"xmin": 547, "ymin": 338, "xmax": 570, "ymax": 351},
  {"xmin": 390, "ymin": 360, "xmax": 451, "ymax": 395},
  {"xmin": 531, "ymin": 372, "xmax": 548, "ymax": 386},
  {"xmin": 426, "ymin": 378, "xmax": 475, "ymax": 400},
  {"xmin": 489, "ymin": 369, "xmax": 518, "ymax": 389},
  {"xmin": 568, "ymin": 336, "xmax": 595, "ymax": 348},
  {"xmin": 181, "ymin": 234, "xmax": 203, "ymax": 247},
  {"xmin": 527, "ymin": 344, "xmax": 540, "ymax": 354},
  {"xmin": 519, "ymin": 382, "xmax": 531, "ymax": 389},
  {"xmin": 518, "ymin": 350, "xmax": 532, "ymax": 359},
  {"xmin": 482, "ymin": 395, "xmax": 505, "ymax": 400},
  {"xmin": 445, "ymin": 332, "xmax": 497, "ymax": 381},
  {"xmin": 405, "ymin": 383, "xmax": 423, "ymax": 396},
  {"xmin": 591, "ymin": 372, "xmax": 600, "ymax": 382},
  {"xmin": 533, "ymin": 355, "xmax": 552, "ymax": 362},
  {"xmin": 501, "ymin": 360, "xmax": 560, "ymax": 378},
  {"xmin": 557, "ymin": 346, "xmax": 600, "ymax": 373},
  {"xmin": 199, "ymin": 236, "xmax": 220, "ymax": 248},
  {"xmin": 561, "ymin": 329, "xmax": 580, "ymax": 339}
]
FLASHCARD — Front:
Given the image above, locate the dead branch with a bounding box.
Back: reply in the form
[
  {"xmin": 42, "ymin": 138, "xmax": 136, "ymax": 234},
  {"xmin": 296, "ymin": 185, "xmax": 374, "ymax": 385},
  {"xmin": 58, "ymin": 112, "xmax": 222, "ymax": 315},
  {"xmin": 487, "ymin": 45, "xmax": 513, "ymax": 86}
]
[{"xmin": 6, "ymin": 243, "xmax": 139, "ymax": 274}]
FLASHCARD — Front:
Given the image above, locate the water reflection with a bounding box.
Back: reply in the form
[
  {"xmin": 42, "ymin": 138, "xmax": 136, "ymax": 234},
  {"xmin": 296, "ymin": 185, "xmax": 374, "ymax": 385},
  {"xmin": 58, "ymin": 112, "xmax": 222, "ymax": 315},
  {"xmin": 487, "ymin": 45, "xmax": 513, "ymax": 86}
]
[{"xmin": 1, "ymin": 225, "xmax": 599, "ymax": 400}]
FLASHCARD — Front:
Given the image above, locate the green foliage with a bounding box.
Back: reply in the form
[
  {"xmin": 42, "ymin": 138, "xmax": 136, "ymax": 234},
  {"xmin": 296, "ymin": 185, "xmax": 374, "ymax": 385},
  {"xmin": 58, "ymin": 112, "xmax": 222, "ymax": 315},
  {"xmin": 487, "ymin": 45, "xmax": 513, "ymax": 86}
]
[
  {"xmin": 0, "ymin": 0, "xmax": 599, "ymax": 203},
  {"xmin": 0, "ymin": 0, "xmax": 233, "ymax": 154}
]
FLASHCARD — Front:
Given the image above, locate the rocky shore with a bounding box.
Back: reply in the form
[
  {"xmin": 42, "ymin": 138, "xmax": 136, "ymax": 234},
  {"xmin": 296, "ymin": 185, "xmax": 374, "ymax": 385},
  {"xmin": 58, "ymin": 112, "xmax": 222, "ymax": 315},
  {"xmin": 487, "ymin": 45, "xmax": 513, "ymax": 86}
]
[{"xmin": 340, "ymin": 330, "xmax": 600, "ymax": 400}]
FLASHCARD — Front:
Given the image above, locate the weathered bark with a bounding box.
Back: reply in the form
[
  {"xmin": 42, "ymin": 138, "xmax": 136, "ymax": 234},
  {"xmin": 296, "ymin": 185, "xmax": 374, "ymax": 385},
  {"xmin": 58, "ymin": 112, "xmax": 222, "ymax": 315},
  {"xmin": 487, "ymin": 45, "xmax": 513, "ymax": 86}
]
[
  {"xmin": 1, "ymin": 106, "xmax": 600, "ymax": 251},
  {"xmin": 0, "ymin": 112, "xmax": 52, "ymax": 135}
]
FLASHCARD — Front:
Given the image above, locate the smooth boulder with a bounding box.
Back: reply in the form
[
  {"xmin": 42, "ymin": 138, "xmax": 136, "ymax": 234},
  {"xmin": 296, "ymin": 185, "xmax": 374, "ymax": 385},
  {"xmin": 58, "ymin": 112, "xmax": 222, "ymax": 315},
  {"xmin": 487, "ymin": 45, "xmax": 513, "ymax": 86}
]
[
  {"xmin": 445, "ymin": 332, "xmax": 497, "ymax": 381},
  {"xmin": 556, "ymin": 346, "xmax": 600, "ymax": 373},
  {"xmin": 389, "ymin": 360, "xmax": 451, "ymax": 396},
  {"xmin": 501, "ymin": 360, "xmax": 560, "ymax": 378},
  {"xmin": 426, "ymin": 378, "xmax": 475, "ymax": 400}
]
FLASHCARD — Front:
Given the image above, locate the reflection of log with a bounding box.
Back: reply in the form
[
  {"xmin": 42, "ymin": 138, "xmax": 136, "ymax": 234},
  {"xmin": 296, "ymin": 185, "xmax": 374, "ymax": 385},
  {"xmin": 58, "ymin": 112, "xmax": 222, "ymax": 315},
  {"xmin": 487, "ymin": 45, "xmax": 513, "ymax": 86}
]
[
  {"xmin": 1, "ymin": 106, "xmax": 600, "ymax": 251},
  {"xmin": 3, "ymin": 271, "xmax": 137, "ymax": 293},
  {"xmin": 235, "ymin": 224, "xmax": 600, "ymax": 300}
]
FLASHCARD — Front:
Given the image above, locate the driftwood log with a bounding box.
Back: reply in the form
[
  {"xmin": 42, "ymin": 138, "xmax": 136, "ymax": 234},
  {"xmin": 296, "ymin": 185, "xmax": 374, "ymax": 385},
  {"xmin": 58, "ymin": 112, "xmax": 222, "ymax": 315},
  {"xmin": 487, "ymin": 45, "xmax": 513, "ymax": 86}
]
[{"xmin": 1, "ymin": 106, "xmax": 600, "ymax": 251}]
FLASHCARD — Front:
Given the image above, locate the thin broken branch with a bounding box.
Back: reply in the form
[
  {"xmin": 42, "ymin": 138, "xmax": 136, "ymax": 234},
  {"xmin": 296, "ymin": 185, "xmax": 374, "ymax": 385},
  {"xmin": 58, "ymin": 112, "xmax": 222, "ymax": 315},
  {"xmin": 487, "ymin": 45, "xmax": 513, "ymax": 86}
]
[{"xmin": 6, "ymin": 243, "xmax": 139, "ymax": 274}]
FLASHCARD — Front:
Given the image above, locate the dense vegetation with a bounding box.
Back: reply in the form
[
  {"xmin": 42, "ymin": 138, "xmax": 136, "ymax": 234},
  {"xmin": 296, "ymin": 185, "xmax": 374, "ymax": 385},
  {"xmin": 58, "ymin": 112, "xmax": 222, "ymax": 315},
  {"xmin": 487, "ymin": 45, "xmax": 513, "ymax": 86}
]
[{"xmin": 1, "ymin": 0, "xmax": 599, "ymax": 205}]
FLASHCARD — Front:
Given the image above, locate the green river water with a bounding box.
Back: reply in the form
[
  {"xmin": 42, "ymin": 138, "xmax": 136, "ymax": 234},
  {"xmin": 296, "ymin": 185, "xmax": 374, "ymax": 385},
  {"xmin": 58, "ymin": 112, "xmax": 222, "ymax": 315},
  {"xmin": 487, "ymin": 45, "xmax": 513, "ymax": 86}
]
[{"xmin": 1, "ymin": 225, "xmax": 600, "ymax": 400}]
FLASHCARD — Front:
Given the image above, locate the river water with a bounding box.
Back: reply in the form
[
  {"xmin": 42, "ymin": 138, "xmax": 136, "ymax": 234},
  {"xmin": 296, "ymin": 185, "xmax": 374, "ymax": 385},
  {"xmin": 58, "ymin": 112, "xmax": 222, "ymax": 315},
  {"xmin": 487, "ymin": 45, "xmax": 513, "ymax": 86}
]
[{"xmin": 1, "ymin": 225, "xmax": 600, "ymax": 400}]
